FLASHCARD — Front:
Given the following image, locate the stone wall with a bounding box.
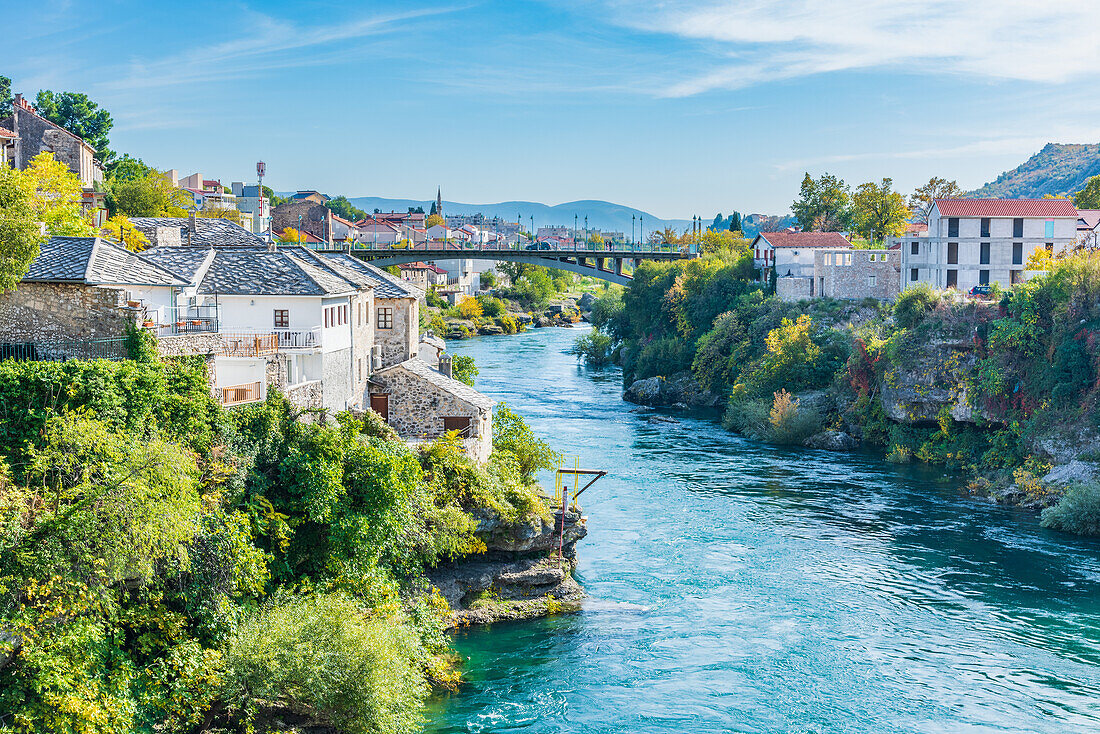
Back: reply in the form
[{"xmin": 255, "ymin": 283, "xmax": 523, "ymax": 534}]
[
  {"xmin": 322, "ymin": 347, "xmax": 353, "ymax": 413},
  {"xmin": 0, "ymin": 283, "xmax": 131, "ymax": 342},
  {"xmin": 815, "ymin": 249, "xmax": 901, "ymax": 301},
  {"xmin": 370, "ymin": 364, "xmax": 492, "ymax": 462},
  {"xmin": 156, "ymin": 332, "xmax": 227, "ymax": 357},
  {"xmin": 1, "ymin": 106, "xmax": 101, "ymax": 187},
  {"xmin": 270, "ymin": 201, "xmax": 332, "ymax": 243},
  {"xmin": 284, "ymin": 380, "xmax": 324, "ymax": 411},
  {"xmin": 374, "ymin": 296, "xmax": 418, "ymax": 368},
  {"xmin": 350, "ymin": 290, "xmax": 374, "ymax": 407},
  {"xmin": 776, "ymin": 276, "xmax": 812, "ymax": 302}
]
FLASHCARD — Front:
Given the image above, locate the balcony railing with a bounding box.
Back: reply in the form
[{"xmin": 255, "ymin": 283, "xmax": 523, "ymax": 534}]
[
  {"xmin": 219, "ymin": 381, "xmax": 263, "ymax": 406},
  {"xmin": 218, "ymin": 333, "xmax": 279, "ymax": 357}
]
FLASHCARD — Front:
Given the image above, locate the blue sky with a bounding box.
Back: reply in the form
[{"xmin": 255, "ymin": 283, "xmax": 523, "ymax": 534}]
[{"xmin": 8, "ymin": 1, "xmax": 1100, "ymax": 218}]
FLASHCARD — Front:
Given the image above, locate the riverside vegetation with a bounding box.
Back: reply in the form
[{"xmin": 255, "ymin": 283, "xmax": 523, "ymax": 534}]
[
  {"xmin": 576, "ymin": 235, "xmax": 1100, "ymax": 537},
  {"xmin": 0, "ymin": 344, "xmax": 562, "ymax": 733}
]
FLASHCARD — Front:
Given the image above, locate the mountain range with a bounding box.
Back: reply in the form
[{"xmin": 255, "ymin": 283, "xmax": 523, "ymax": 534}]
[{"xmin": 967, "ymin": 143, "xmax": 1100, "ymax": 199}]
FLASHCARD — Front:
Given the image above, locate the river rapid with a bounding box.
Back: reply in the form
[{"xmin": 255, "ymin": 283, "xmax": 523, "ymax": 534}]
[{"xmin": 426, "ymin": 325, "xmax": 1100, "ymax": 734}]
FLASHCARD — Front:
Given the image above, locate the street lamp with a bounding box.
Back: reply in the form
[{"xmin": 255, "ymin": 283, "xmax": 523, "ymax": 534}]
[
  {"xmin": 632, "ymin": 214, "xmax": 636, "ymax": 246},
  {"xmin": 574, "ymin": 214, "xmax": 578, "ymax": 247},
  {"xmin": 584, "ymin": 215, "xmax": 588, "ymax": 247}
]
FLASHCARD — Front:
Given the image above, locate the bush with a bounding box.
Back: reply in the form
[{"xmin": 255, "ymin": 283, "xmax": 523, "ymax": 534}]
[
  {"xmin": 722, "ymin": 390, "xmax": 821, "ymax": 445},
  {"xmin": 457, "ymin": 296, "xmax": 483, "ymax": 319},
  {"xmin": 452, "ymin": 354, "xmax": 477, "ymax": 386},
  {"xmin": 221, "ymin": 592, "xmax": 428, "ymax": 734},
  {"xmin": 496, "ymin": 315, "xmax": 519, "ymax": 334},
  {"xmin": 1041, "ymin": 482, "xmax": 1100, "ymax": 536},
  {"xmin": 476, "ymin": 295, "xmax": 505, "ymax": 317},
  {"xmin": 569, "ymin": 330, "xmax": 614, "ymax": 366},
  {"xmin": 894, "ymin": 284, "xmax": 940, "ymax": 329}
]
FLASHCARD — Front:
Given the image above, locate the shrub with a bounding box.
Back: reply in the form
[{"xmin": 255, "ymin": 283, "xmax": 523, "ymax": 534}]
[
  {"xmin": 476, "ymin": 295, "xmax": 505, "ymax": 317},
  {"xmin": 723, "ymin": 390, "xmax": 821, "ymax": 445},
  {"xmin": 457, "ymin": 296, "xmax": 483, "ymax": 319},
  {"xmin": 496, "ymin": 315, "xmax": 518, "ymax": 334},
  {"xmin": 492, "ymin": 402, "xmax": 559, "ymax": 482},
  {"xmin": 1041, "ymin": 482, "xmax": 1100, "ymax": 536},
  {"xmin": 221, "ymin": 592, "xmax": 428, "ymax": 734},
  {"xmin": 894, "ymin": 284, "xmax": 940, "ymax": 329},
  {"xmin": 451, "ymin": 355, "xmax": 478, "ymax": 386},
  {"xmin": 569, "ymin": 330, "xmax": 614, "ymax": 366}
]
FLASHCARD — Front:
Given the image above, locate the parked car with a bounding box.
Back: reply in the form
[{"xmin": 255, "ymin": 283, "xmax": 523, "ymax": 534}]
[
  {"xmin": 526, "ymin": 242, "xmax": 551, "ymax": 250},
  {"xmin": 969, "ymin": 284, "xmax": 994, "ymax": 298}
]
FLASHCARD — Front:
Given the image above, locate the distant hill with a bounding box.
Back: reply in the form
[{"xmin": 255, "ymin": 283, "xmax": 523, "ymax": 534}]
[
  {"xmin": 342, "ymin": 195, "xmax": 692, "ymax": 236},
  {"xmin": 967, "ymin": 143, "xmax": 1100, "ymax": 199}
]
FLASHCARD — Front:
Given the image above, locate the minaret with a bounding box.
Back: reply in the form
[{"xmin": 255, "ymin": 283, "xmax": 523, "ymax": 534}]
[{"xmin": 434, "ymin": 187, "xmax": 443, "ymax": 217}]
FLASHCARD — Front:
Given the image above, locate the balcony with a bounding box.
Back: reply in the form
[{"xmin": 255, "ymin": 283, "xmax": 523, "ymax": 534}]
[
  {"xmin": 216, "ymin": 327, "xmax": 322, "ymax": 355},
  {"xmin": 219, "ymin": 381, "xmax": 263, "ymax": 406}
]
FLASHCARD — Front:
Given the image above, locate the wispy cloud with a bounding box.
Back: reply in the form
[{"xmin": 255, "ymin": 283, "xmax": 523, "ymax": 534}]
[
  {"xmin": 598, "ymin": 1, "xmax": 1100, "ymax": 96},
  {"xmin": 102, "ymin": 6, "xmax": 461, "ymax": 91}
]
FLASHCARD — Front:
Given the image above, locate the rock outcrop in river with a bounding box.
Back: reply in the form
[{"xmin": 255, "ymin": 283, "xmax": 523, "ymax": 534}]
[{"xmin": 428, "ymin": 507, "xmax": 587, "ymax": 626}]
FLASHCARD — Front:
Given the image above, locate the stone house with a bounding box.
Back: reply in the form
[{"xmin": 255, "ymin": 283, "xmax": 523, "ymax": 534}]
[
  {"xmin": 398, "ymin": 261, "xmax": 448, "ymax": 289},
  {"xmin": 890, "ymin": 198, "xmax": 1079, "ymax": 291},
  {"xmin": 1, "ymin": 94, "xmax": 106, "ymax": 224},
  {"xmin": 0, "ymin": 236, "xmax": 187, "ymax": 347},
  {"xmin": 271, "ymin": 199, "xmax": 335, "ymax": 245},
  {"xmin": 3, "ymin": 223, "xmax": 497, "ymax": 458},
  {"xmin": 752, "ymin": 231, "xmax": 852, "ymax": 285},
  {"xmin": 813, "ymin": 248, "xmax": 901, "ymax": 300},
  {"xmin": 369, "ymin": 356, "xmax": 495, "ymax": 463}
]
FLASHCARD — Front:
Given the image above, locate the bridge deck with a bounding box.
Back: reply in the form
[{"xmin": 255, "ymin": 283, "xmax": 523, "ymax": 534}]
[{"xmin": 314, "ymin": 244, "xmax": 698, "ymax": 259}]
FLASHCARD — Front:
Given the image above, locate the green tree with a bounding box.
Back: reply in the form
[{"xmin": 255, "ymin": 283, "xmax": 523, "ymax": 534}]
[
  {"xmin": 34, "ymin": 90, "xmax": 114, "ymax": 163},
  {"xmin": 791, "ymin": 172, "xmax": 850, "ymax": 231},
  {"xmin": 0, "ymin": 164, "xmax": 46, "ymax": 292},
  {"xmin": 492, "ymin": 402, "xmax": 558, "ymax": 482},
  {"xmin": 328, "ymin": 195, "xmax": 368, "ymax": 222},
  {"xmin": 109, "ymin": 168, "xmax": 192, "ymax": 217},
  {"xmin": 105, "ymin": 153, "xmax": 151, "ymax": 181},
  {"xmin": 100, "ymin": 215, "xmax": 150, "ymax": 251},
  {"xmin": 851, "ymin": 178, "xmax": 910, "ymax": 242},
  {"xmin": 730, "ymin": 211, "xmax": 742, "ymax": 233},
  {"xmin": 908, "ymin": 177, "xmax": 963, "ymax": 221},
  {"xmin": 0, "ymin": 75, "xmax": 12, "ymax": 111},
  {"xmin": 1074, "ymin": 175, "xmax": 1100, "ymax": 209},
  {"xmin": 451, "ymin": 355, "xmax": 478, "ymax": 386}
]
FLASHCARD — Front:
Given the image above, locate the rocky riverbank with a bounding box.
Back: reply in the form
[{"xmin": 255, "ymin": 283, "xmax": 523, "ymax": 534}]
[
  {"xmin": 429, "ymin": 506, "xmax": 588, "ymax": 626},
  {"xmin": 432, "ymin": 292, "xmax": 597, "ymax": 340}
]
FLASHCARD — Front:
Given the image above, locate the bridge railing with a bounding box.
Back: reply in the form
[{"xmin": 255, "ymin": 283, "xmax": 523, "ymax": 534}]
[{"xmin": 340, "ymin": 240, "xmax": 698, "ymax": 256}]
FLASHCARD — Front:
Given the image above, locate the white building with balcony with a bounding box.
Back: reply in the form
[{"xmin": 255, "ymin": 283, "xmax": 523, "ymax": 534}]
[{"xmin": 889, "ymin": 199, "xmax": 1079, "ymax": 291}]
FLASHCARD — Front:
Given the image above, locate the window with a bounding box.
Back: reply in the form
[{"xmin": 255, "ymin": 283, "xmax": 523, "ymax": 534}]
[
  {"xmin": 273, "ymin": 309, "xmax": 289, "ymax": 328},
  {"xmin": 947, "ymin": 242, "xmax": 958, "ymax": 264},
  {"xmin": 324, "ymin": 308, "xmax": 330, "ymax": 328},
  {"xmin": 843, "ymin": 253, "xmax": 852, "ymax": 266},
  {"xmin": 357, "ymin": 358, "xmax": 362, "ymax": 381},
  {"xmin": 443, "ymin": 416, "xmax": 471, "ymax": 438},
  {"xmin": 1012, "ymin": 242, "xmax": 1023, "ymax": 265},
  {"xmin": 947, "ymin": 218, "xmax": 959, "ymax": 237},
  {"xmin": 1045, "ymin": 219, "xmax": 1055, "ymax": 239},
  {"xmin": 377, "ymin": 306, "xmax": 394, "ymax": 329},
  {"xmin": 1010, "ymin": 270, "xmax": 1022, "ymax": 285},
  {"xmin": 946, "ymin": 269, "xmax": 958, "ymax": 288},
  {"xmin": 980, "ymin": 218, "xmax": 990, "ymax": 237},
  {"xmin": 979, "ymin": 242, "xmax": 990, "ymax": 265},
  {"xmin": 1013, "ymin": 218, "xmax": 1024, "ymax": 238},
  {"xmin": 867, "ymin": 274, "xmax": 877, "ymax": 288},
  {"xmin": 910, "ymin": 268, "xmax": 919, "ymax": 282},
  {"xmin": 911, "ymin": 241, "xmax": 919, "ymax": 255},
  {"xmin": 357, "ymin": 302, "xmax": 362, "ymax": 326},
  {"xmin": 979, "ymin": 269, "xmax": 990, "ymax": 285},
  {"xmin": 342, "ymin": 305, "xmax": 348, "ymax": 325},
  {"xmin": 1046, "ymin": 242, "xmax": 1054, "ymax": 254}
]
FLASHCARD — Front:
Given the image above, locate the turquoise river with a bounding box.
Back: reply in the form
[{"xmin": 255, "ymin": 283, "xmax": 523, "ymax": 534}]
[{"xmin": 426, "ymin": 325, "xmax": 1100, "ymax": 733}]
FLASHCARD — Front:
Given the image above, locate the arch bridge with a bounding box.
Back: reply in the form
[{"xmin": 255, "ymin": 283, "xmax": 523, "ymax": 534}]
[{"xmin": 318, "ymin": 243, "xmax": 699, "ymax": 285}]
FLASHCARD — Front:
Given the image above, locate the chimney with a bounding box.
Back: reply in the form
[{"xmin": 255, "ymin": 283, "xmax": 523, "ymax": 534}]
[
  {"xmin": 439, "ymin": 353, "xmax": 452, "ymax": 379},
  {"xmin": 325, "ymin": 208, "xmax": 334, "ymax": 247},
  {"xmin": 187, "ymin": 211, "xmax": 197, "ymax": 247},
  {"xmin": 153, "ymin": 225, "xmax": 181, "ymax": 247},
  {"xmin": 267, "ymin": 239, "xmax": 277, "ymax": 253}
]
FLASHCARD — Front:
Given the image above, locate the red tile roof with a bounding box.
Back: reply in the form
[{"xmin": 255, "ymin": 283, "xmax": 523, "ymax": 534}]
[
  {"xmin": 1077, "ymin": 209, "xmax": 1100, "ymax": 229},
  {"xmin": 0, "ymin": 127, "xmax": 16, "ymax": 139},
  {"xmin": 756, "ymin": 231, "xmax": 852, "ymax": 249},
  {"xmin": 903, "ymin": 222, "xmax": 928, "ymax": 234},
  {"xmin": 934, "ymin": 198, "xmax": 1077, "ymax": 217}
]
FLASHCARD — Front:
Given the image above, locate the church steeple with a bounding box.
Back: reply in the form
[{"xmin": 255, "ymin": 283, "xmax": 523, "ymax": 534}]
[{"xmin": 429, "ymin": 186, "xmax": 443, "ymax": 217}]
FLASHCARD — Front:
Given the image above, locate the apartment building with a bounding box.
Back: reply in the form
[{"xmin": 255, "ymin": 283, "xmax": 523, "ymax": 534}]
[{"xmin": 892, "ymin": 199, "xmax": 1078, "ymax": 290}]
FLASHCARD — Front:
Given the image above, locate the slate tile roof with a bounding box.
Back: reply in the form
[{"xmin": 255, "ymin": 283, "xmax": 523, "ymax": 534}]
[
  {"xmin": 129, "ymin": 217, "xmax": 265, "ymax": 248},
  {"xmin": 314, "ymin": 252, "xmax": 419, "ymax": 299},
  {"xmin": 24, "ymin": 237, "xmax": 188, "ymax": 286},
  {"xmin": 138, "ymin": 248, "xmax": 215, "ymax": 281},
  {"xmin": 755, "ymin": 231, "xmax": 853, "ymax": 249},
  {"xmin": 184, "ymin": 247, "xmax": 358, "ymax": 296},
  {"xmin": 933, "ymin": 198, "xmax": 1079, "ymax": 218},
  {"xmin": 376, "ymin": 357, "xmax": 496, "ymax": 410}
]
